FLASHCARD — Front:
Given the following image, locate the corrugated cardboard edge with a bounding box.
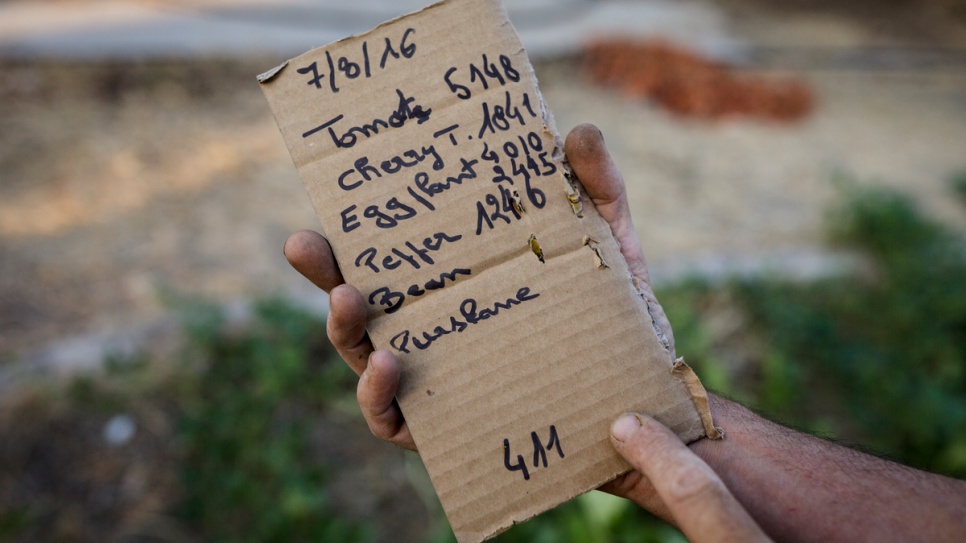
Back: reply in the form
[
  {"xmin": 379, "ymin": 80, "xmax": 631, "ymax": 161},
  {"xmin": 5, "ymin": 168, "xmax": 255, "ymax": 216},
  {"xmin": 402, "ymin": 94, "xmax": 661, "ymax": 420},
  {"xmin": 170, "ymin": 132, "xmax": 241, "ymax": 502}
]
[
  {"xmin": 672, "ymin": 359, "xmax": 724, "ymax": 440},
  {"xmin": 256, "ymin": 61, "xmax": 288, "ymax": 83}
]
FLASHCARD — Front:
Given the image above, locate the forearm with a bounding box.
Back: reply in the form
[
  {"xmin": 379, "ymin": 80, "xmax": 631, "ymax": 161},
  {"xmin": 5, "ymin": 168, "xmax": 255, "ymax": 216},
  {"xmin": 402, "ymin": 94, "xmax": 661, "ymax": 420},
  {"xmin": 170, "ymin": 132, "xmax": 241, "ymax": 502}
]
[{"xmin": 690, "ymin": 395, "xmax": 966, "ymax": 543}]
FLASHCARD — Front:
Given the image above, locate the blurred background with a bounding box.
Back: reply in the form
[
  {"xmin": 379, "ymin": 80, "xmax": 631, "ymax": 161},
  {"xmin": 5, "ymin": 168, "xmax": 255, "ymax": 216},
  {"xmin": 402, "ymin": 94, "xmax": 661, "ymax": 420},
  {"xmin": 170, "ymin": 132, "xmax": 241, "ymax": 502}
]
[{"xmin": 1, "ymin": 0, "xmax": 965, "ymax": 541}]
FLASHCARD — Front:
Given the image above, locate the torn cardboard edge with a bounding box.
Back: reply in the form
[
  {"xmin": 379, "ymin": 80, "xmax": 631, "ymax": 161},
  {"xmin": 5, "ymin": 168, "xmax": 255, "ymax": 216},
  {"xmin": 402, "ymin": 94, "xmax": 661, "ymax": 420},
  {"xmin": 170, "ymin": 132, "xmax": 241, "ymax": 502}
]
[
  {"xmin": 595, "ymin": 360, "xmax": 724, "ymax": 501},
  {"xmin": 630, "ymin": 275, "xmax": 675, "ymax": 358},
  {"xmin": 581, "ymin": 236, "xmax": 609, "ymax": 270},
  {"xmin": 256, "ymin": 61, "xmax": 288, "ymax": 83},
  {"xmin": 672, "ymin": 359, "xmax": 724, "ymax": 440}
]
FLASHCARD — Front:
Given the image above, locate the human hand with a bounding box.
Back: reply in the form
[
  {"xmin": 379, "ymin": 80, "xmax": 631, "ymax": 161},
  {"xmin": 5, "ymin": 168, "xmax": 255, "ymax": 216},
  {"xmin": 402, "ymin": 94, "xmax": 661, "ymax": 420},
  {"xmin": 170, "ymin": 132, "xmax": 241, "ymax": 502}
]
[
  {"xmin": 608, "ymin": 414, "xmax": 769, "ymax": 542},
  {"xmin": 283, "ymin": 227, "xmax": 417, "ymax": 450},
  {"xmin": 282, "ymin": 123, "xmax": 677, "ymax": 452}
]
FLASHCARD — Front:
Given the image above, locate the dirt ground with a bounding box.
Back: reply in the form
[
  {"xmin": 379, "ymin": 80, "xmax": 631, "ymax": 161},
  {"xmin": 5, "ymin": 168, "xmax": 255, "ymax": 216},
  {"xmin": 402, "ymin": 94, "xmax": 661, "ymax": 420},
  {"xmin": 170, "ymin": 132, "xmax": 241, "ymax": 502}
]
[{"xmin": 2, "ymin": 1, "xmax": 966, "ymax": 363}]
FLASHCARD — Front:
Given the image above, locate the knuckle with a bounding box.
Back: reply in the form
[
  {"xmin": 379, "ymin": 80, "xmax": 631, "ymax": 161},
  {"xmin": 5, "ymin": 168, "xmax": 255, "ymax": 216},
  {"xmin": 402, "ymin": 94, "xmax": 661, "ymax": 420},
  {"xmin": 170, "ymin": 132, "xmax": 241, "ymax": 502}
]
[
  {"xmin": 356, "ymin": 375, "xmax": 375, "ymax": 415},
  {"xmin": 388, "ymin": 434, "xmax": 412, "ymax": 450},
  {"xmin": 357, "ymin": 377, "xmax": 394, "ymax": 442},
  {"xmin": 359, "ymin": 405, "xmax": 391, "ymax": 441},
  {"xmin": 367, "ymin": 420, "xmax": 392, "ymax": 441},
  {"xmin": 325, "ymin": 319, "xmax": 347, "ymax": 351},
  {"xmin": 608, "ymin": 471, "xmax": 642, "ymax": 497},
  {"xmin": 326, "ymin": 313, "xmax": 355, "ymax": 349},
  {"xmin": 365, "ymin": 419, "xmax": 393, "ymax": 442}
]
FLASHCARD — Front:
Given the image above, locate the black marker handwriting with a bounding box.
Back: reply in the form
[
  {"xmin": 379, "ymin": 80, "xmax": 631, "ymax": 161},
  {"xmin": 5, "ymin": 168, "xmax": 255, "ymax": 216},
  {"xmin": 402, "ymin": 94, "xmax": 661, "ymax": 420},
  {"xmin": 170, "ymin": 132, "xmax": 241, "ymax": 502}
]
[
  {"xmin": 303, "ymin": 88, "xmax": 432, "ymax": 148},
  {"xmin": 389, "ymin": 287, "xmax": 539, "ymax": 353}
]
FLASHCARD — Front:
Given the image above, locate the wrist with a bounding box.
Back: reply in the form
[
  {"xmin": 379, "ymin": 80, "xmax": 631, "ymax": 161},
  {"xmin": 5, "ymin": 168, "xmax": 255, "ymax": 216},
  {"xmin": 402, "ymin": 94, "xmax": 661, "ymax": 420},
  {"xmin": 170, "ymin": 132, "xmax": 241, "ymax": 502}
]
[{"xmin": 689, "ymin": 394, "xmax": 749, "ymax": 467}]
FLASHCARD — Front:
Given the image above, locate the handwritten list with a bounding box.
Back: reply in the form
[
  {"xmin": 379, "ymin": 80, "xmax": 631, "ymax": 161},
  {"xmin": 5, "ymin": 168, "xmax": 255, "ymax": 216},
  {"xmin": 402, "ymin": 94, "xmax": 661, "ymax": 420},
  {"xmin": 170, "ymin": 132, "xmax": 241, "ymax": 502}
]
[{"xmin": 259, "ymin": 1, "xmax": 713, "ymax": 541}]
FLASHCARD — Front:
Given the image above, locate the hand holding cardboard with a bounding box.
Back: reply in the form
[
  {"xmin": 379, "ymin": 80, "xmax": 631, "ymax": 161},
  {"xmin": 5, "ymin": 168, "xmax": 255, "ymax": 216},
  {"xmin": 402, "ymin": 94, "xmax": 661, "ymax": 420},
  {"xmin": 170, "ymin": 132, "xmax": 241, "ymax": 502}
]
[{"xmin": 285, "ymin": 123, "xmax": 701, "ymax": 454}]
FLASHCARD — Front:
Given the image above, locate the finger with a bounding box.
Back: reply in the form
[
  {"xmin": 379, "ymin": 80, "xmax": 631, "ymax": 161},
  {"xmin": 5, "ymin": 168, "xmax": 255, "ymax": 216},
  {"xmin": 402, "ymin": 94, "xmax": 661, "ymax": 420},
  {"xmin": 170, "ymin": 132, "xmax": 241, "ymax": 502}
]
[
  {"xmin": 358, "ymin": 349, "xmax": 416, "ymax": 450},
  {"xmin": 598, "ymin": 470, "xmax": 675, "ymax": 525},
  {"xmin": 327, "ymin": 284, "xmax": 374, "ymax": 376},
  {"xmin": 564, "ymin": 123, "xmax": 649, "ymax": 282},
  {"xmin": 611, "ymin": 414, "xmax": 770, "ymax": 543},
  {"xmin": 564, "ymin": 124, "xmax": 675, "ymax": 356},
  {"xmin": 284, "ymin": 229, "xmax": 345, "ymax": 292}
]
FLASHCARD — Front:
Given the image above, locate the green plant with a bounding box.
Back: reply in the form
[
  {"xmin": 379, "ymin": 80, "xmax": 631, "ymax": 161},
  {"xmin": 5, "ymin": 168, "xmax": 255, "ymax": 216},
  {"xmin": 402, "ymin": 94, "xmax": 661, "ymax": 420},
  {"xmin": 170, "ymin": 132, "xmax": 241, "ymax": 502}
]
[
  {"xmin": 653, "ymin": 181, "xmax": 966, "ymax": 479},
  {"xmin": 691, "ymin": 184, "xmax": 966, "ymax": 475},
  {"xmin": 0, "ymin": 507, "xmax": 38, "ymax": 540},
  {"xmin": 176, "ymin": 298, "xmax": 368, "ymax": 543}
]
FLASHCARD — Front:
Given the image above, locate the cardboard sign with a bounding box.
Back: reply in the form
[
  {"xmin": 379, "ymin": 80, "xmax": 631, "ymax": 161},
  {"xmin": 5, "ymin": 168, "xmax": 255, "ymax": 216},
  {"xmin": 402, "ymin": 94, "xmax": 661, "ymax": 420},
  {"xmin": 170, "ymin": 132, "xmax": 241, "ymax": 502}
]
[{"xmin": 259, "ymin": 1, "xmax": 718, "ymax": 541}]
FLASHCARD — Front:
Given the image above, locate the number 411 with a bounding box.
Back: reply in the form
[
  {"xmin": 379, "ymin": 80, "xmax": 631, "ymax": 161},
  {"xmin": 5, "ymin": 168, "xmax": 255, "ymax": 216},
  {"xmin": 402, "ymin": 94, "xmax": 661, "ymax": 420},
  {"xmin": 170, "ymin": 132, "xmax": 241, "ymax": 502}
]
[{"xmin": 503, "ymin": 425, "xmax": 565, "ymax": 481}]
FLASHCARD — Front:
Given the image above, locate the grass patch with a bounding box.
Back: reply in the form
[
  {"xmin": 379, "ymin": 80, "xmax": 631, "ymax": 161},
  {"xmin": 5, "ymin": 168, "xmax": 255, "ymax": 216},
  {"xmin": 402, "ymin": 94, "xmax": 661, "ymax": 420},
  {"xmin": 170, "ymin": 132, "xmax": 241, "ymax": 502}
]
[
  {"xmin": 175, "ymin": 298, "xmax": 367, "ymax": 543},
  {"xmin": 663, "ymin": 181, "xmax": 966, "ymax": 477}
]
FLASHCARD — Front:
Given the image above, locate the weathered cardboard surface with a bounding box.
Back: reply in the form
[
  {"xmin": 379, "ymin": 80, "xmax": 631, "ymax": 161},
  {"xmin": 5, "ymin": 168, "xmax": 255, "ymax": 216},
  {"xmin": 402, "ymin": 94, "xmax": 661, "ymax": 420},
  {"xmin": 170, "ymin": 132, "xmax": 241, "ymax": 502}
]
[{"xmin": 259, "ymin": 1, "xmax": 714, "ymax": 541}]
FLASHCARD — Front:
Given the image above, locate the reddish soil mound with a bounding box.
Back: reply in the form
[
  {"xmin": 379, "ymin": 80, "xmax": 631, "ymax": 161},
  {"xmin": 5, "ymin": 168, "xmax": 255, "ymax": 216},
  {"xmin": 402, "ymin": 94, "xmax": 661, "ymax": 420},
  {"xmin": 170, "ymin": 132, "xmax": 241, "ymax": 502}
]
[{"xmin": 583, "ymin": 39, "xmax": 814, "ymax": 122}]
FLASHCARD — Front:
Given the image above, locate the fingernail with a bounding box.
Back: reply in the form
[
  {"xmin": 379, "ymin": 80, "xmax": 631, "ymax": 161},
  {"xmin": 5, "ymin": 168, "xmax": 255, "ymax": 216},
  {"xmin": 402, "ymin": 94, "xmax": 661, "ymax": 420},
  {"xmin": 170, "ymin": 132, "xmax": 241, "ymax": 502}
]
[{"xmin": 611, "ymin": 414, "xmax": 641, "ymax": 442}]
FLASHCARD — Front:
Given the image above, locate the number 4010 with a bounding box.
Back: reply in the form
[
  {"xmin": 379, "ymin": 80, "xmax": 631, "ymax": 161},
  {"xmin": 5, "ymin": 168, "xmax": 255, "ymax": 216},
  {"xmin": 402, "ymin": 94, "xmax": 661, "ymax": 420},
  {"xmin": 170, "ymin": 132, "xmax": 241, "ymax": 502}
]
[{"xmin": 503, "ymin": 425, "xmax": 565, "ymax": 481}]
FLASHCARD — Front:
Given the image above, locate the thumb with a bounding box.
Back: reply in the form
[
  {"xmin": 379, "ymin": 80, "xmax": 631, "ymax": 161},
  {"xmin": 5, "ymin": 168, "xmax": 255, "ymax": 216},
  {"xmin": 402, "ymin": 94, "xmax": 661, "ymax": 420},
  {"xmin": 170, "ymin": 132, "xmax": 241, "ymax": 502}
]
[{"xmin": 611, "ymin": 414, "xmax": 771, "ymax": 543}]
